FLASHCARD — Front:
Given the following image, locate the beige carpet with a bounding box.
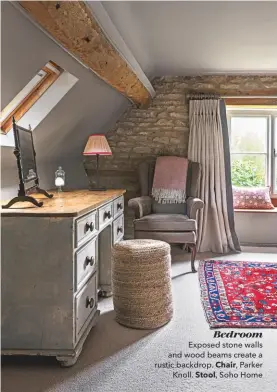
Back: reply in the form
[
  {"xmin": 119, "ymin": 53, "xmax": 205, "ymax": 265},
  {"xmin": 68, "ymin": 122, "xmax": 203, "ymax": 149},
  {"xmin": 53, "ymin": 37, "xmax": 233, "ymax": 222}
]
[{"xmin": 2, "ymin": 247, "xmax": 277, "ymax": 392}]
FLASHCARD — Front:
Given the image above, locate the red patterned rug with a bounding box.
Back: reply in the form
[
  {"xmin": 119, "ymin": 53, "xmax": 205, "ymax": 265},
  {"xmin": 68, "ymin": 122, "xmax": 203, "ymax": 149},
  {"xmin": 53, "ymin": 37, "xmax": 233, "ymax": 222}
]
[{"xmin": 199, "ymin": 260, "xmax": 277, "ymax": 328}]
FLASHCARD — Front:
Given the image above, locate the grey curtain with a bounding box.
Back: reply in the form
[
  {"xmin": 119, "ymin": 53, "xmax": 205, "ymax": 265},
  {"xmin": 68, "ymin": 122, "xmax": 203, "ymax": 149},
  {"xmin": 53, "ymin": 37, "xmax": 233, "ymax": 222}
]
[
  {"xmin": 220, "ymin": 100, "xmax": 241, "ymax": 251},
  {"xmin": 188, "ymin": 96, "xmax": 240, "ymax": 253}
]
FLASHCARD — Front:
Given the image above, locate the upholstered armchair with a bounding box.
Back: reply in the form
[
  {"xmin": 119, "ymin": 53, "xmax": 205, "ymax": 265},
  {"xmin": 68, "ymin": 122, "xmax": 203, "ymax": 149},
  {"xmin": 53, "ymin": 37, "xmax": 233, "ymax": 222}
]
[{"xmin": 128, "ymin": 160, "xmax": 204, "ymax": 272}]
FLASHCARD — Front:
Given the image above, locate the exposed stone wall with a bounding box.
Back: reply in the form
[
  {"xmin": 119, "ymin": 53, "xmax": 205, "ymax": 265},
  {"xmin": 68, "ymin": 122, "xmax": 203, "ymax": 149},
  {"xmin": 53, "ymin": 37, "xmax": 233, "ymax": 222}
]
[{"xmin": 84, "ymin": 75, "xmax": 277, "ymax": 237}]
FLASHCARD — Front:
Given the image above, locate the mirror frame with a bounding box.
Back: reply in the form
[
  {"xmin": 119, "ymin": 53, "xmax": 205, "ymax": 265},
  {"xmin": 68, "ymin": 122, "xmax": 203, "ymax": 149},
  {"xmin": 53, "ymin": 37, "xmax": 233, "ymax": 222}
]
[{"xmin": 13, "ymin": 122, "xmax": 39, "ymax": 192}]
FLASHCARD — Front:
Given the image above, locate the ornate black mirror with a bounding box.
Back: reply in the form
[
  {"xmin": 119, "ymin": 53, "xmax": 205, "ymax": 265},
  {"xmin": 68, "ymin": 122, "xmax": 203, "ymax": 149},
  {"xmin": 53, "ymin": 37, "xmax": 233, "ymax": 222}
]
[{"xmin": 2, "ymin": 118, "xmax": 53, "ymax": 208}]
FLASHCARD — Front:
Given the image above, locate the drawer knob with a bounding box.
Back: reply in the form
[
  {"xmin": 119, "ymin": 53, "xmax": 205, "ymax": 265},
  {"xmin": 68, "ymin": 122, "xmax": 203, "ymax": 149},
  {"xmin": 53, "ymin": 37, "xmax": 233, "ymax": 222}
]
[
  {"xmin": 104, "ymin": 211, "xmax": 111, "ymax": 220},
  {"xmin": 117, "ymin": 226, "xmax": 123, "ymax": 234},
  {"xmin": 85, "ymin": 222, "xmax": 94, "ymax": 232},
  {"xmin": 86, "ymin": 296, "xmax": 94, "ymax": 309},
  {"xmin": 117, "ymin": 203, "xmax": 123, "ymax": 210},
  {"xmin": 84, "ymin": 256, "xmax": 94, "ymax": 268}
]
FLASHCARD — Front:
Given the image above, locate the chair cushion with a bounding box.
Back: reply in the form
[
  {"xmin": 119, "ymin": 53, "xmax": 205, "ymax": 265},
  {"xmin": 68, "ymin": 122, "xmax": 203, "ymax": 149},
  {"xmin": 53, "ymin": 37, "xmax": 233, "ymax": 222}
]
[{"xmin": 134, "ymin": 214, "xmax": 196, "ymax": 232}]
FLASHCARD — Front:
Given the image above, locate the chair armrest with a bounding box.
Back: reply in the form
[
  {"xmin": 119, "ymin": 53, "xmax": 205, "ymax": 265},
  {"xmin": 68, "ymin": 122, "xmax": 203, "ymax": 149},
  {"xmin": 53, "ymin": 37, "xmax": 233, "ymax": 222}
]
[
  {"xmin": 128, "ymin": 196, "xmax": 152, "ymax": 219},
  {"xmin": 186, "ymin": 197, "xmax": 204, "ymax": 220}
]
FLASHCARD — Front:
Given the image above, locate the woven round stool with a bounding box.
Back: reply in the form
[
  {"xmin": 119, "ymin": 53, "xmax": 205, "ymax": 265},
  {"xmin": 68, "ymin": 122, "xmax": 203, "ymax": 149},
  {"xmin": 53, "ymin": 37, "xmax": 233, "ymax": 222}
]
[{"xmin": 112, "ymin": 239, "xmax": 173, "ymax": 329}]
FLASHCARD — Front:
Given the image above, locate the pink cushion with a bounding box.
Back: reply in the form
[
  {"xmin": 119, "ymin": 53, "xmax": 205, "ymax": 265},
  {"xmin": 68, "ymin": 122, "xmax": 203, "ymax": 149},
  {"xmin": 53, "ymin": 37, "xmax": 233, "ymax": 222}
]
[{"xmin": 233, "ymin": 186, "xmax": 274, "ymax": 210}]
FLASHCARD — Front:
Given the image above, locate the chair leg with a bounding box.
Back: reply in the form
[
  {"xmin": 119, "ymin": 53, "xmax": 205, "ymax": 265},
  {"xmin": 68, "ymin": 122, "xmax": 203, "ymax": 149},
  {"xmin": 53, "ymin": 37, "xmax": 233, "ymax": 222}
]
[
  {"xmin": 188, "ymin": 243, "xmax": 197, "ymax": 273},
  {"xmin": 182, "ymin": 243, "xmax": 188, "ymax": 251}
]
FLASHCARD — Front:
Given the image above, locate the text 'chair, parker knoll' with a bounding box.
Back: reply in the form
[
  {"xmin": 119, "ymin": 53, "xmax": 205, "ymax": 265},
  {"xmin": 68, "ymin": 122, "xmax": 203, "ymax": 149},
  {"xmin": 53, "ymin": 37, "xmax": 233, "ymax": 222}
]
[{"xmin": 128, "ymin": 160, "xmax": 204, "ymax": 273}]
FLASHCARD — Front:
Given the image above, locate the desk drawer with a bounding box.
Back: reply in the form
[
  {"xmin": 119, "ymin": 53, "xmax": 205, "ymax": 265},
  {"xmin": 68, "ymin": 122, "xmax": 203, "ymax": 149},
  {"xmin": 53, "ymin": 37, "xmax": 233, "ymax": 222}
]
[
  {"xmin": 98, "ymin": 202, "xmax": 113, "ymax": 231},
  {"xmin": 113, "ymin": 214, "xmax": 124, "ymax": 244},
  {"xmin": 113, "ymin": 196, "xmax": 124, "ymax": 219},
  {"xmin": 75, "ymin": 273, "xmax": 97, "ymax": 338},
  {"xmin": 75, "ymin": 237, "xmax": 97, "ymax": 291},
  {"xmin": 75, "ymin": 211, "xmax": 97, "ymax": 247}
]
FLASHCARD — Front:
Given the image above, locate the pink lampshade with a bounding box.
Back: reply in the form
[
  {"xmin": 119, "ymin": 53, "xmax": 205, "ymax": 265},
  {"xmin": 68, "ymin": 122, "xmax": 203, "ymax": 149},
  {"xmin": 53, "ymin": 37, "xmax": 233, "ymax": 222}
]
[{"xmin": 83, "ymin": 134, "xmax": 112, "ymax": 156}]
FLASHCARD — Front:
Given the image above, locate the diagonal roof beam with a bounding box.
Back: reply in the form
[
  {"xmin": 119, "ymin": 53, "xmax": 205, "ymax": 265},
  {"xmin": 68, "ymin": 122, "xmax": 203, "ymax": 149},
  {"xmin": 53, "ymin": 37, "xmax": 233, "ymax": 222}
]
[{"xmin": 18, "ymin": 1, "xmax": 154, "ymax": 107}]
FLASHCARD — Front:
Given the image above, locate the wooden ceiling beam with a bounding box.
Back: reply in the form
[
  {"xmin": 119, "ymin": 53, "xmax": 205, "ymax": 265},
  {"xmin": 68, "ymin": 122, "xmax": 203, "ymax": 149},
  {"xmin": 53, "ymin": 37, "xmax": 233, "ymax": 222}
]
[{"xmin": 18, "ymin": 1, "xmax": 152, "ymax": 107}]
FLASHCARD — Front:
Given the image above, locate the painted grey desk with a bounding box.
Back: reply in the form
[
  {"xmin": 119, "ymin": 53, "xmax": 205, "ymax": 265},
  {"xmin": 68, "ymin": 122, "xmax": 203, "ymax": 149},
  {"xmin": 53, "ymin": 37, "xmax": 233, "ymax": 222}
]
[{"xmin": 1, "ymin": 189, "xmax": 125, "ymax": 366}]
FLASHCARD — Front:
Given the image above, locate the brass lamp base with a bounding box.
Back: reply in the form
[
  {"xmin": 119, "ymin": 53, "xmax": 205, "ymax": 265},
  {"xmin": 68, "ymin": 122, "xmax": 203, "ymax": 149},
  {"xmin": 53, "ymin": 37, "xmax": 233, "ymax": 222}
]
[{"xmin": 84, "ymin": 154, "xmax": 107, "ymax": 191}]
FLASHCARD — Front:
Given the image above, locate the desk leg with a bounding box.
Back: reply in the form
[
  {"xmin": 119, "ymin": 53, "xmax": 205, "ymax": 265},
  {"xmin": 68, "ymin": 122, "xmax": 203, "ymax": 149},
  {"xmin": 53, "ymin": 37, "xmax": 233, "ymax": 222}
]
[
  {"xmin": 98, "ymin": 224, "xmax": 113, "ymax": 296},
  {"xmin": 56, "ymin": 345, "xmax": 83, "ymax": 367},
  {"xmin": 56, "ymin": 310, "xmax": 100, "ymax": 367}
]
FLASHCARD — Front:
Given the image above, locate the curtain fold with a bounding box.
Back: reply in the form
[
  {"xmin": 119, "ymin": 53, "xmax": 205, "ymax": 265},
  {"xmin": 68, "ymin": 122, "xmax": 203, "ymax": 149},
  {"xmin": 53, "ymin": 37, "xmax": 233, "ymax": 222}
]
[
  {"xmin": 219, "ymin": 100, "xmax": 241, "ymax": 251},
  {"xmin": 188, "ymin": 98, "xmax": 241, "ymax": 253}
]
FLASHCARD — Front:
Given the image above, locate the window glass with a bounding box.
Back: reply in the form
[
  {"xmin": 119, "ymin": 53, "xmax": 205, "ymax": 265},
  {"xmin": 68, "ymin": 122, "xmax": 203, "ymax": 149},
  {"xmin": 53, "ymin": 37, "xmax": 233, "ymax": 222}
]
[
  {"xmin": 275, "ymin": 159, "xmax": 277, "ymax": 191},
  {"xmin": 231, "ymin": 154, "xmax": 266, "ymax": 187},
  {"xmin": 275, "ymin": 117, "xmax": 277, "ymax": 191},
  {"xmin": 275, "ymin": 117, "xmax": 277, "ymax": 149},
  {"xmin": 230, "ymin": 117, "xmax": 267, "ymax": 153}
]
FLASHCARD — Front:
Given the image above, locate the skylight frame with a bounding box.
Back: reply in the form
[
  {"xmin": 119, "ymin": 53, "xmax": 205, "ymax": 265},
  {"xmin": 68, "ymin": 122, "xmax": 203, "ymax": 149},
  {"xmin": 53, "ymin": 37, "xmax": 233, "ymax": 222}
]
[{"xmin": 1, "ymin": 61, "xmax": 63, "ymax": 134}]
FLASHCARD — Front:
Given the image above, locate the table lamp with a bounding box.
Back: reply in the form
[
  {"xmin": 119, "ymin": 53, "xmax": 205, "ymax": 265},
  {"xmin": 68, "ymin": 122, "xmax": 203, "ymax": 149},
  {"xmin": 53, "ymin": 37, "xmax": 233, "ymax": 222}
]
[{"xmin": 83, "ymin": 134, "xmax": 112, "ymax": 191}]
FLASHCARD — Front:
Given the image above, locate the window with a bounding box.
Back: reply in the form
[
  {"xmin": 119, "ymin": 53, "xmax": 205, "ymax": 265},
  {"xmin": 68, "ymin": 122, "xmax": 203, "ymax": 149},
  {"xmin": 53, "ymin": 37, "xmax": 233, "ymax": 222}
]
[
  {"xmin": 227, "ymin": 108, "xmax": 277, "ymax": 195},
  {"xmin": 275, "ymin": 117, "xmax": 277, "ymax": 191},
  {"xmin": 1, "ymin": 61, "xmax": 63, "ymax": 134},
  {"xmin": 1, "ymin": 61, "xmax": 78, "ymax": 147}
]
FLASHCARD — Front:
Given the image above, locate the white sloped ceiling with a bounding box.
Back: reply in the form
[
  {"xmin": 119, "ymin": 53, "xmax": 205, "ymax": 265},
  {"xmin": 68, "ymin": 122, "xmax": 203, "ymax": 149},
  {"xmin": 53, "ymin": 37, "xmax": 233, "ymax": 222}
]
[{"xmin": 102, "ymin": 1, "xmax": 277, "ymax": 76}]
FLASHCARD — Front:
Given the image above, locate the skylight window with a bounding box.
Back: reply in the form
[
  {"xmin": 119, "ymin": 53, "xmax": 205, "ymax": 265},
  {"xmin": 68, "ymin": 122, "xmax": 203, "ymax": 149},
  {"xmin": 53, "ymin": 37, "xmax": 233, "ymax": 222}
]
[
  {"xmin": 1, "ymin": 61, "xmax": 63, "ymax": 134},
  {"xmin": 0, "ymin": 61, "xmax": 78, "ymax": 147}
]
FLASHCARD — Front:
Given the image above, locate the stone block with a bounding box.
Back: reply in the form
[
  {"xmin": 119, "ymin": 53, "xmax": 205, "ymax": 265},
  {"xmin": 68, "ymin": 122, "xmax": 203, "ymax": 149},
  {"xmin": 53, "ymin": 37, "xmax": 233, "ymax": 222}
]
[
  {"xmin": 153, "ymin": 136, "xmax": 170, "ymax": 144},
  {"xmin": 156, "ymin": 119, "xmax": 175, "ymax": 126},
  {"xmin": 157, "ymin": 112, "xmax": 169, "ymax": 119},
  {"xmin": 129, "ymin": 110, "xmax": 157, "ymax": 118},
  {"xmin": 170, "ymin": 137, "xmax": 181, "ymax": 144},
  {"xmin": 168, "ymin": 112, "xmax": 186, "ymax": 119},
  {"xmin": 174, "ymin": 120, "xmax": 186, "ymax": 127},
  {"xmin": 117, "ymin": 141, "xmax": 129, "ymax": 147},
  {"xmin": 133, "ymin": 147, "xmax": 152, "ymax": 154},
  {"xmin": 116, "ymin": 128, "xmax": 134, "ymax": 135}
]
